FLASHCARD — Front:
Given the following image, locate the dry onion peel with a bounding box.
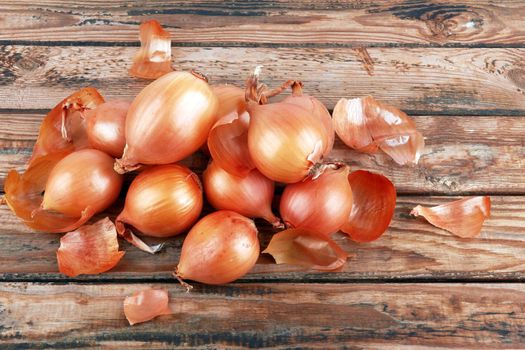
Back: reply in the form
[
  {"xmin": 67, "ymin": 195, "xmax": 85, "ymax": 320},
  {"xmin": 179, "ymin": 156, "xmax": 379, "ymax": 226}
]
[
  {"xmin": 29, "ymin": 87, "xmax": 104, "ymax": 166},
  {"xmin": 129, "ymin": 20, "xmax": 173, "ymax": 79},
  {"xmin": 211, "ymin": 84, "xmax": 247, "ymax": 123},
  {"xmin": 263, "ymin": 228, "xmax": 351, "ymax": 271},
  {"xmin": 411, "ymin": 196, "xmax": 491, "ymax": 238},
  {"xmin": 3, "ymin": 152, "xmax": 95, "ymax": 233},
  {"xmin": 176, "ymin": 210, "xmax": 259, "ymax": 285},
  {"xmin": 333, "ymin": 96, "xmax": 424, "ymax": 165},
  {"xmin": 85, "ymin": 100, "xmax": 130, "ymax": 158},
  {"xmin": 116, "ymin": 71, "xmax": 218, "ymax": 173},
  {"xmin": 203, "ymin": 160, "xmax": 281, "ymax": 227},
  {"xmin": 342, "ymin": 170, "xmax": 396, "ymax": 242},
  {"xmin": 57, "ymin": 217, "xmax": 125, "ymax": 277},
  {"xmin": 124, "ymin": 288, "xmax": 171, "ymax": 326}
]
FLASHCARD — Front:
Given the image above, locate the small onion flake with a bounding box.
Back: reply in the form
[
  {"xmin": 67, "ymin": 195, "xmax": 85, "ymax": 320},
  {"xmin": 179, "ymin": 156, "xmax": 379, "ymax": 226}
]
[{"xmin": 124, "ymin": 288, "xmax": 171, "ymax": 326}]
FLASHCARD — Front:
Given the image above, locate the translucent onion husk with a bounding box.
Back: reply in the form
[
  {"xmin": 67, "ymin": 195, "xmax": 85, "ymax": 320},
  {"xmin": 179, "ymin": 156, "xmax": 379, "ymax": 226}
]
[
  {"xmin": 3, "ymin": 152, "xmax": 95, "ymax": 233},
  {"xmin": 129, "ymin": 20, "xmax": 173, "ymax": 79},
  {"xmin": 56, "ymin": 217, "xmax": 125, "ymax": 277},
  {"xmin": 211, "ymin": 84, "xmax": 247, "ymax": 123},
  {"xmin": 341, "ymin": 170, "xmax": 396, "ymax": 242},
  {"xmin": 282, "ymin": 82, "xmax": 334, "ymax": 156},
  {"xmin": 263, "ymin": 228, "xmax": 351, "ymax": 271},
  {"xmin": 41, "ymin": 149, "xmax": 123, "ymax": 218},
  {"xmin": 176, "ymin": 210, "xmax": 259, "ymax": 285},
  {"xmin": 207, "ymin": 111, "xmax": 255, "ymax": 176},
  {"xmin": 85, "ymin": 100, "xmax": 130, "ymax": 158},
  {"xmin": 332, "ymin": 95, "xmax": 424, "ymax": 165},
  {"xmin": 203, "ymin": 160, "xmax": 281, "ymax": 227},
  {"xmin": 115, "ymin": 71, "xmax": 218, "ymax": 173},
  {"xmin": 29, "ymin": 87, "xmax": 105, "ymax": 167},
  {"xmin": 124, "ymin": 288, "xmax": 171, "ymax": 326},
  {"xmin": 280, "ymin": 165, "xmax": 353, "ymax": 237},
  {"xmin": 411, "ymin": 196, "xmax": 491, "ymax": 238},
  {"xmin": 116, "ymin": 164, "xmax": 203, "ymax": 253}
]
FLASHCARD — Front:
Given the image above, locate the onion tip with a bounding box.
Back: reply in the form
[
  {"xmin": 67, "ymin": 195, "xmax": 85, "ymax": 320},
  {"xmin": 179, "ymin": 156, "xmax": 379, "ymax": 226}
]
[{"xmin": 172, "ymin": 271, "xmax": 193, "ymax": 293}]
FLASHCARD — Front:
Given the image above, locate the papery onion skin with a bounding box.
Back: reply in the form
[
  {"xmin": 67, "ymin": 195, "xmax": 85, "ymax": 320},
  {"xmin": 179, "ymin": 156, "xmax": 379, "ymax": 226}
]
[
  {"xmin": 29, "ymin": 87, "xmax": 104, "ymax": 166},
  {"xmin": 42, "ymin": 149, "xmax": 123, "ymax": 217},
  {"xmin": 129, "ymin": 20, "xmax": 173, "ymax": 79},
  {"xmin": 262, "ymin": 228, "xmax": 350, "ymax": 271},
  {"xmin": 332, "ymin": 96, "xmax": 424, "ymax": 165},
  {"xmin": 411, "ymin": 196, "xmax": 491, "ymax": 238},
  {"xmin": 247, "ymin": 102, "xmax": 328, "ymax": 183},
  {"xmin": 117, "ymin": 164, "xmax": 203, "ymax": 238},
  {"xmin": 86, "ymin": 100, "xmax": 130, "ymax": 158},
  {"xmin": 208, "ymin": 111, "xmax": 255, "ymax": 176},
  {"xmin": 3, "ymin": 152, "xmax": 95, "ymax": 233},
  {"xmin": 280, "ymin": 165, "xmax": 353, "ymax": 236},
  {"xmin": 176, "ymin": 210, "xmax": 259, "ymax": 285},
  {"xmin": 203, "ymin": 160, "xmax": 281, "ymax": 227},
  {"xmin": 124, "ymin": 288, "xmax": 171, "ymax": 326},
  {"xmin": 212, "ymin": 84, "xmax": 246, "ymax": 122},
  {"xmin": 57, "ymin": 217, "xmax": 125, "ymax": 277},
  {"xmin": 116, "ymin": 71, "xmax": 218, "ymax": 172},
  {"xmin": 342, "ymin": 170, "xmax": 396, "ymax": 242}
]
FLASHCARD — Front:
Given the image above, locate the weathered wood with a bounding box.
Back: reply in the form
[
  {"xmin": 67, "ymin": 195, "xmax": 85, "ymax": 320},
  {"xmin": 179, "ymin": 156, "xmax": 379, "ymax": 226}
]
[
  {"xmin": 0, "ymin": 196, "xmax": 523, "ymax": 281},
  {"xmin": 1, "ymin": 282, "xmax": 525, "ymax": 348},
  {"xmin": 0, "ymin": 1, "xmax": 524, "ymax": 46},
  {"xmin": 1, "ymin": 114, "xmax": 523, "ymax": 194},
  {"xmin": 1, "ymin": 46, "xmax": 525, "ymax": 113}
]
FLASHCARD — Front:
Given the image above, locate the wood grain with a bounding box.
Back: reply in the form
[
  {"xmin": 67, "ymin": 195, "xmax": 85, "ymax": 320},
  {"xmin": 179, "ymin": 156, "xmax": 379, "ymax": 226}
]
[
  {"xmin": 1, "ymin": 46, "xmax": 525, "ymax": 113},
  {"xmin": 0, "ymin": 1, "xmax": 524, "ymax": 46},
  {"xmin": 1, "ymin": 114, "xmax": 523, "ymax": 194},
  {"xmin": 1, "ymin": 282, "xmax": 525, "ymax": 348},
  {"xmin": 0, "ymin": 196, "xmax": 523, "ymax": 281}
]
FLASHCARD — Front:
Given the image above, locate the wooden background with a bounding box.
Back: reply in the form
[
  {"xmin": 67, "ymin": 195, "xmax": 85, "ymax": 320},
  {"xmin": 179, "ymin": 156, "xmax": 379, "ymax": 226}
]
[{"xmin": 1, "ymin": 1, "xmax": 524, "ymax": 348}]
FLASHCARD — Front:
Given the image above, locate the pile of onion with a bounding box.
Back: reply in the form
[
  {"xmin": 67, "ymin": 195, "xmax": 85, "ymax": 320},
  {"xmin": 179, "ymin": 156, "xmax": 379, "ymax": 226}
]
[{"xmin": 1, "ymin": 20, "xmax": 494, "ymax": 313}]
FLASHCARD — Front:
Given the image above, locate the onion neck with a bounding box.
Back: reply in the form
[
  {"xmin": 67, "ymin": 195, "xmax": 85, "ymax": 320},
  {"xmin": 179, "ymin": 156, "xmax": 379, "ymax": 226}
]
[
  {"xmin": 244, "ymin": 66, "xmax": 303, "ymax": 104},
  {"xmin": 190, "ymin": 70, "xmax": 209, "ymax": 83}
]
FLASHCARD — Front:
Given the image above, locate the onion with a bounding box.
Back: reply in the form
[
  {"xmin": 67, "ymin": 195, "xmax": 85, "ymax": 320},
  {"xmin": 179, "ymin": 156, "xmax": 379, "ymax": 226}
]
[
  {"xmin": 246, "ymin": 70, "xmax": 329, "ymax": 183},
  {"xmin": 42, "ymin": 149, "xmax": 123, "ymax": 217},
  {"xmin": 263, "ymin": 228, "xmax": 350, "ymax": 271},
  {"xmin": 342, "ymin": 170, "xmax": 396, "ymax": 242},
  {"xmin": 203, "ymin": 160, "xmax": 281, "ymax": 227},
  {"xmin": 211, "ymin": 84, "xmax": 246, "ymax": 123},
  {"xmin": 57, "ymin": 217, "xmax": 125, "ymax": 277},
  {"xmin": 124, "ymin": 289, "xmax": 171, "ymax": 326},
  {"xmin": 116, "ymin": 71, "xmax": 218, "ymax": 173},
  {"xmin": 129, "ymin": 20, "xmax": 173, "ymax": 79},
  {"xmin": 116, "ymin": 164, "xmax": 202, "ymax": 251},
  {"xmin": 176, "ymin": 210, "xmax": 259, "ymax": 285},
  {"xmin": 85, "ymin": 100, "xmax": 130, "ymax": 158},
  {"xmin": 411, "ymin": 196, "xmax": 491, "ymax": 238},
  {"xmin": 280, "ymin": 165, "xmax": 353, "ymax": 236}
]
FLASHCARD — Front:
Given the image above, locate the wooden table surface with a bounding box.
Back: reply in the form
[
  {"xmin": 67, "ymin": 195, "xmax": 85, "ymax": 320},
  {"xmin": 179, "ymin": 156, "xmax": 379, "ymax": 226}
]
[{"xmin": 1, "ymin": 1, "xmax": 525, "ymax": 348}]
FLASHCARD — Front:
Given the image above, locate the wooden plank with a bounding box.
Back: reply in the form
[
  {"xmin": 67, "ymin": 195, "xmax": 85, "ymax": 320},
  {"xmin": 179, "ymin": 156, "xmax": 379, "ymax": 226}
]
[
  {"xmin": 0, "ymin": 1, "xmax": 524, "ymax": 46},
  {"xmin": 1, "ymin": 282, "xmax": 525, "ymax": 348},
  {"xmin": 0, "ymin": 196, "xmax": 523, "ymax": 281},
  {"xmin": 1, "ymin": 114, "xmax": 523, "ymax": 194},
  {"xmin": 1, "ymin": 46, "xmax": 525, "ymax": 113}
]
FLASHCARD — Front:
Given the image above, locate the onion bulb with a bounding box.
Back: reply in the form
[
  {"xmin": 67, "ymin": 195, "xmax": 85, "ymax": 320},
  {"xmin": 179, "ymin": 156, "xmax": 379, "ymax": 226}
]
[
  {"xmin": 42, "ymin": 149, "xmax": 123, "ymax": 217},
  {"xmin": 85, "ymin": 100, "xmax": 130, "ymax": 158},
  {"xmin": 280, "ymin": 165, "xmax": 353, "ymax": 236},
  {"xmin": 116, "ymin": 164, "xmax": 202, "ymax": 247},
  {"xmin": 211, "ymin": 84, "xmax": 246, "ymax": 123},
  {"xmin": 176, "ymin": 210, "xmax": 259, "ymax": 285},
  {"xmin": 203, "ymin": 160, "xmax": 281, "ymax": 227},
  {"xmin": 411, "ymin": 196, "xmax": 491, "ymax": 238},
  {"xmin": 116, "ymin": 71, "xmax": 218, "ymax": 173}
]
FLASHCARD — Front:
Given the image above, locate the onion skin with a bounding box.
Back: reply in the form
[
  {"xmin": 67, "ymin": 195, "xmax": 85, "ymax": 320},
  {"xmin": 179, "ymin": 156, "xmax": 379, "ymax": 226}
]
[
  {"xmin": 86, "ymin": 100, "xmax": 130, "ymax": 158},
  {"xmin": 117, "ymin": 71, "xmax": 218, "ymax": 172},
  {"xmin": 124, "ymin": 289, "xmax": 171, "ymax": 326},
  {"xmin": 203, "ymin": 160, "xmax": 281, "ymax": 227},
  {"xmin": 42, "ymin": 149, "xmax": 123, "ymax": 217},
  {"xmin": 280, "ymin": 165, "xmax": 353, "ymax": 237},
  {"xmin": 129, "ymin": 20, "xmax": 173, "ymax": 79},
  {"xmin": 57, "ymin": 217, "xmax": 125, "ymax": 277},
  {"xmin": 411, "ymin": 196, "xmax": 491, "ymax": 238},
  {"xmin": 247, "ymin": 102, "xmax": 328, "ymax": 183},
  {"xmin": 211, "ymin": 84, "xmax": 246, "ymax": 123},
  {"xmin": 117, "ymin": 164, "xmax": 203, "ymax": 238},
  {"xmin": 176, "ymin": 210, "xmax": 259, "ymax": 285},
  {"xmin": 342, "ymin": 170, "xmax": 396, "ymax": 242}
]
